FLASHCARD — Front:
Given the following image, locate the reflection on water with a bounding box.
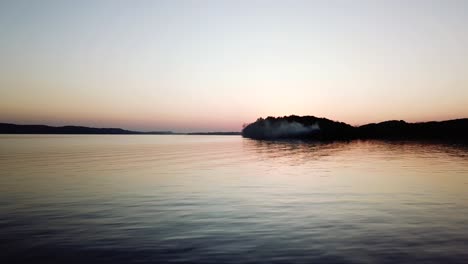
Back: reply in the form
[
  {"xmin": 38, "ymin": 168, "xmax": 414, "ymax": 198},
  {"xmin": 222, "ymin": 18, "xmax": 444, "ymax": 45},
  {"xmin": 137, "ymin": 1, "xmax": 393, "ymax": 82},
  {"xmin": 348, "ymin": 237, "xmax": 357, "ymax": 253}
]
[{"xmin": 1, "ymin": 135, "xmax": 468, "ymax": 263}]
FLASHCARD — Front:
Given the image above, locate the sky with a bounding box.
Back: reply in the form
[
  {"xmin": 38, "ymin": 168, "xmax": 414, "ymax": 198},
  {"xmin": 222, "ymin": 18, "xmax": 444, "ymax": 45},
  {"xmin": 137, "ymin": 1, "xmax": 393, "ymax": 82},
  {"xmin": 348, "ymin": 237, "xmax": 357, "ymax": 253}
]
[{"xmin": 0, "ymin": 0, "xmax": 467, "ymax": 132}]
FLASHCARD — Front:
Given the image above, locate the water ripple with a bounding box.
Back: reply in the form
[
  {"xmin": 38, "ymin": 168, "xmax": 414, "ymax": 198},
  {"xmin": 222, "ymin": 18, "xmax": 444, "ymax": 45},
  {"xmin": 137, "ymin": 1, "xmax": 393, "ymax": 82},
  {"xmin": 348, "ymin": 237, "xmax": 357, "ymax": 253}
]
[{"xmin": 1, "ymin": 135, "xmax": 468, "ymax": 263}]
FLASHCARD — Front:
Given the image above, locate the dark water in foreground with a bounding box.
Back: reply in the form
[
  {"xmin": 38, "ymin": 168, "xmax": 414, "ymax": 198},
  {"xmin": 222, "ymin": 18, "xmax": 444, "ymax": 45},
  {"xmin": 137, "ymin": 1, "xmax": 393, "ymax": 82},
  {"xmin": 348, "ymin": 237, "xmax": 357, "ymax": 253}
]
[{"xmin": 1, "ymin": 135, "xmax": 468, "ymax": 264}]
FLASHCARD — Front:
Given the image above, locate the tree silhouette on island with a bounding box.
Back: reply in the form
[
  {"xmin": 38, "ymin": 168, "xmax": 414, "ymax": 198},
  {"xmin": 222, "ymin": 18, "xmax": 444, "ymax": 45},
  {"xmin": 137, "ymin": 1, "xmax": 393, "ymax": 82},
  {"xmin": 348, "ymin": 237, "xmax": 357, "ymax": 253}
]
[{"xmin": 242, "ymin": 115, "xmax": 468, "ymax": 141}]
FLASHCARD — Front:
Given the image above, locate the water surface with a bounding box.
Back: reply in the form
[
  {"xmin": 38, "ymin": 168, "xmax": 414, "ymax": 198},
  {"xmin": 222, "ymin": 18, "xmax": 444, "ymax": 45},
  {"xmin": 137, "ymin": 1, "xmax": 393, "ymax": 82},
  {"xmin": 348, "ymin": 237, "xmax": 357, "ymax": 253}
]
[{"xmin": 1, "ymin": 135, "xmax": 468, "ymax": 263}]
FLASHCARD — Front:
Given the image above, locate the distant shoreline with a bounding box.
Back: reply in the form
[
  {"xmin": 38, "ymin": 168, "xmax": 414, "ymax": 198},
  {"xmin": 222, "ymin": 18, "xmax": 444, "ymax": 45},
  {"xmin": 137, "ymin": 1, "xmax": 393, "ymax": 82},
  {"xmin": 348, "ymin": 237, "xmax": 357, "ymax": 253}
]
[{"xmin": 0, "ymin": 123, "xmax": 241, "ymax": 136}]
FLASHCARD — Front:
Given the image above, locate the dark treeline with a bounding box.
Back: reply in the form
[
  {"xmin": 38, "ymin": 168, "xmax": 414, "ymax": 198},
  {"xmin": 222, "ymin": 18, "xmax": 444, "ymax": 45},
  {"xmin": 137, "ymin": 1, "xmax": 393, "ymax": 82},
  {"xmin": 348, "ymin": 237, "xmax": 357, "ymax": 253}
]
[
  {"xmin": 242, "ymin": 115, "xmax": 468, "ymax": 141},
  {"xmin": 0, "ymin": 123, "xmax": 173, "ymax": 135},
  {"xmin": 0, "ymin": 123, "xmax": 241, "ymax": 135}
]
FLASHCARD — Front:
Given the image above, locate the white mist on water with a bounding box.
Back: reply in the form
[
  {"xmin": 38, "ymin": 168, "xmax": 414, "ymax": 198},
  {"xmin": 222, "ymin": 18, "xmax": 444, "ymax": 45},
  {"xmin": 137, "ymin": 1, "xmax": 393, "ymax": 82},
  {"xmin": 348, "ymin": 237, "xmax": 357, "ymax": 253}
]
[{"xmin": 264, "ymin": 121, "xmax": 320, "ymax": 138}]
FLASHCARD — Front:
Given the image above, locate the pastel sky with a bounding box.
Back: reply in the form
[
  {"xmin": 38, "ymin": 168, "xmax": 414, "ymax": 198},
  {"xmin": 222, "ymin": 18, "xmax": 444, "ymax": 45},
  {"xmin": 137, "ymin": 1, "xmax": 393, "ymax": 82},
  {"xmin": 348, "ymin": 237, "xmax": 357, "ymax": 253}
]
[{"xmin": 1, "ymin": 0, "xmax": 467, "ymax": 132}]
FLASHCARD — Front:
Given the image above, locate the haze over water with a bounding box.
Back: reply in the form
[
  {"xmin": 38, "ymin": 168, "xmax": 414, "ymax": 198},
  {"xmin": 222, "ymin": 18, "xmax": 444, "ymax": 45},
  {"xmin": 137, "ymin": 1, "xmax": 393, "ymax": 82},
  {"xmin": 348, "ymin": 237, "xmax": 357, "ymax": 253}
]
[{"xmin": 1, "ymin": 135, "xmax": 468, "ymax": 263}]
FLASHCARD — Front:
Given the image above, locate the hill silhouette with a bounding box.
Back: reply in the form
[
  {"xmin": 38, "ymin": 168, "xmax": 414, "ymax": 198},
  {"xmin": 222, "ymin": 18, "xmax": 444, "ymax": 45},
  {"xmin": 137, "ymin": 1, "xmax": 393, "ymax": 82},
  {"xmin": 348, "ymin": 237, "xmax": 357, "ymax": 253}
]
[
  {"xmin": 0, "ymin": 123, "xmax": 173, "ymax": 135},
  {"xmin": 0, "ymin": 123, "xmax": 241, "ymax": 135},
  {"xmin": 242, "ymin": 115, "xmax": 468, "ymax": 141}
]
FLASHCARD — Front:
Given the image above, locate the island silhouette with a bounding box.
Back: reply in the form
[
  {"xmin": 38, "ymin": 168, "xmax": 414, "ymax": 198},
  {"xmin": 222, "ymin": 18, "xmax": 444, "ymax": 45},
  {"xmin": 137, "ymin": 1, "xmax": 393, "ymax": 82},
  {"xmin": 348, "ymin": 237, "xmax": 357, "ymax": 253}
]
[{"xmin": 242, "ymin": 115, "xmax": 468, "ymax": 141}]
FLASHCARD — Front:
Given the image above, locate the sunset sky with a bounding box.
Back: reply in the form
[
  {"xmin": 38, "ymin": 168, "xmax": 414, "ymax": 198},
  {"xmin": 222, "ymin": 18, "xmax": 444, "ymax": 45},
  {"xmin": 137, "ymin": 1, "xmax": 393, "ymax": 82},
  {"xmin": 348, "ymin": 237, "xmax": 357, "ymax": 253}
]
[{"xmin": 1, "ymin": 0, "xmax": 467, "ymax": 132}]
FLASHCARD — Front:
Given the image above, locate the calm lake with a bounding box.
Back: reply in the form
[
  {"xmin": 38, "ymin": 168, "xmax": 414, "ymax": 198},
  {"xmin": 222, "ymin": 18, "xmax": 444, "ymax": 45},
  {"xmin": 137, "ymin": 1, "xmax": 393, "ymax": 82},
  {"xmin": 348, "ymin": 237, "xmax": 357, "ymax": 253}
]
[{"xmin": 1, "ymin": 135, "xmax": 468, "ymax": 263}]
